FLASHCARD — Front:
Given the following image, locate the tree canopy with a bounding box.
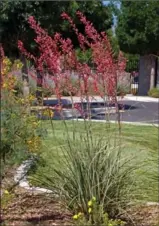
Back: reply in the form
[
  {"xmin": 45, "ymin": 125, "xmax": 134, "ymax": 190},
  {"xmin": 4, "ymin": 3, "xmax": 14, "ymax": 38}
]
[
  {"xmin": 0, "ymin": 0, "xmax": 113, "ymax": 58},
  {"xmin": 116, "ymin": 1, "xmax": 159, "ymax": 55}
]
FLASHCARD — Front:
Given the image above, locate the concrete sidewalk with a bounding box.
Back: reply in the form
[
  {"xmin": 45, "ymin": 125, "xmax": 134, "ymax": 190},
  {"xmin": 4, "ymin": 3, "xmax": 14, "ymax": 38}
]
[
  {"xmin": 124, "ymin": 95, "xmax": 159, "ymax": 103},
  {"xmin": 47, "ymin": 95, "xmax": 159, "ymax": 103},
  {"xmin": 74, "ymin": 118, "xmax": 159, "ymax": 127}
]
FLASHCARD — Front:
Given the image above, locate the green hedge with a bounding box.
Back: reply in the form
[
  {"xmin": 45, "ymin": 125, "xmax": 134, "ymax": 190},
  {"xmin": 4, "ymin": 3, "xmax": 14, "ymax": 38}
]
[{"xmin": 148, "ymin": 88, "xmax": 159, "ymax": 98}]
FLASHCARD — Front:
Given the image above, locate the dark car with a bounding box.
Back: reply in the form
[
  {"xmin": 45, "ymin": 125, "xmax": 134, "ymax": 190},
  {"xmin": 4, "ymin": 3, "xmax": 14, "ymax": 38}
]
[
  {"xmin": 74, "ymin": 101, "xmax": 116, "ymax": 118},
  {"xmin": 31, "ymin": 99, "xmax": 81, "ymax": 120},
  {"xmin": 43, "ymin": 99, "xmax": 73, "ymax": 108}
]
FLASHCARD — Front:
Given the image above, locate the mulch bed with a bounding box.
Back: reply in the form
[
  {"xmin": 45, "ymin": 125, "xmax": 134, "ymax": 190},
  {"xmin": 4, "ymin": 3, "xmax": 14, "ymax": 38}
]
[
  {"xmin": 1, "ymin": 166, "xmax": 159, "ymax": 226},
  {"xmin": 124, "ymin": 204, "xmax": 159, "ymax": 226},
  {"xmin": 1, "ymin": 189, "xmax": 72, "ymax": 226},
  {"xmin": 1, "ymin": 188, "xmax": 159, "ymax": 226}
]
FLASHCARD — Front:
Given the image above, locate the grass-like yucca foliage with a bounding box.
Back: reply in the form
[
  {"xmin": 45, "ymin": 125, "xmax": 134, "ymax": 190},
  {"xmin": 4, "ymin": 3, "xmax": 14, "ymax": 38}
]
[{"xmin": 32, "ymin": 122, "xmax": 139, "ymax": 218}]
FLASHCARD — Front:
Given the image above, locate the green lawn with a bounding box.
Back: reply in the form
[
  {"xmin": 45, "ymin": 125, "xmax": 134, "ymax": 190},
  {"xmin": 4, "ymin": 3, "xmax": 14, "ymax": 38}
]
[{"xmin": 30, "ymin": 120, "xmax": 158, "ymax": 202}]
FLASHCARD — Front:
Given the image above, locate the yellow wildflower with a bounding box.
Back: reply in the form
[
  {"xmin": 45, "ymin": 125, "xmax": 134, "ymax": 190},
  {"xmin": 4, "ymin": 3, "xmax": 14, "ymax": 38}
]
[
  {"xmin": 27, "ymin": 140, "xmax": 32, "ymax": 144},
  {"xmin": 19, "ymin": 98, "xmax": 25, "ymax": 104},
  {"xmin": 28, "ymin": 95, "xmax": 35, "ymax": 102},
  {"xmin": 92, "ymin": 196, "xmax": 96, "ymax": 202},
  {"xmin": 88, "ymin": 200, "xmax": 92, "ymax": 207},
  {"xmin": 42, "ymin": 109, "xmax": 54, "ymax": 118},
  {"xmin": 77, "ymin": 212, "xmax": 82, "ymax": 217},
  {"xmin": 11, "ymin": 89, "xmax": 17, "ymax": 93},
  {"xmin": 3, "ymin": 58, "xmax": 12, "ymax": 67},
  {"xmin": 27, "ymin": 136, "xmax": 41, "ymax": 153},
  {"xmin": 73, "ymin": 214, "xmax": 78, "ymax": 220},
  {"xmin": 4, "ymin": 190, "xmax": 9, "ymax": 195},
  {"xmin": 2, "ymin": 68, "xmax": 8, "ymax": 75},
  {"xmin": 2, "ymin": 83, "xmax": 7, "ymax": 88},
  {"xmin": 16, "ymin": 62, "xmax": 23, "ymax": 70},
  {"xmin": 50, "ymin": 111, "xmax": 54, "ymax": 118},
  {"xmin": 33, "ymin": 122, "xmax": 38, "ymax": 127},
  {"xmin": 88, "ymin": 208, "xmax": 92, "ymax": 214},
  {"xmin": 13, "ymin": 59, "xmax": 23, "ymax": 69}
]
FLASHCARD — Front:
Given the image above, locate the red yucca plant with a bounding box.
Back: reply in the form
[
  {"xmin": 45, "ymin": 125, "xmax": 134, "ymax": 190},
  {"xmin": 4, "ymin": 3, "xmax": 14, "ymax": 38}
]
[
  {"xmin": 18, "ymin": 11, "xmax": 126, "ymax": 125},
  {"xmin": 18, "ymin": 11, "xmax": 126, "ymax": 99},
  {"xmin": 17, "ymin": 13, "xmax": 140, "ymax": 220}
]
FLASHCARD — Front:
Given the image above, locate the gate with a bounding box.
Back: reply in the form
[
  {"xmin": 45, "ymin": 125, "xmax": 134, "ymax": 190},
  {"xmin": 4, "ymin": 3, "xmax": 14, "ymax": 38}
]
[{"xmin": 126, "ymin": 57, "xmax": 139, "ymax": 95}]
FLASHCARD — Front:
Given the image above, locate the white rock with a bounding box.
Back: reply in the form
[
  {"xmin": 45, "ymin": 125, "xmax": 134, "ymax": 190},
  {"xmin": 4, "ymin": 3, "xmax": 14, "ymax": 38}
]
[{"xmin": 14, "ymin": 158, "xmax": 53, "ymax": 194}]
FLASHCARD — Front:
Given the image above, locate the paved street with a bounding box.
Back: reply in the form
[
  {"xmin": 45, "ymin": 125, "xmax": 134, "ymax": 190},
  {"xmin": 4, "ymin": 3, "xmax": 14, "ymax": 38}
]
[
  {"xmin": 93, "ymin": 101, "xmax": 159, "ymax": 124},
  {"xmin": 42, "ymin": 97, "xmax": 158, "ymax": 124}
]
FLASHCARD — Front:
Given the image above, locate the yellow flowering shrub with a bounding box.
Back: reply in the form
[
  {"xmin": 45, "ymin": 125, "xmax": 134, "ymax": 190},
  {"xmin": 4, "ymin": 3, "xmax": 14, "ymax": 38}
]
[
  {"xmin": 42, "ymin": 108, "xmax": 54, "ymax": 118},
  {"xmin": 1, "ymin": 55, "xmax": 43, "ymax": 170},
  {"xmin": 27, "ymin": 136, "xmax": 42, "ymax": 152},
  {"xmin": 1, "ymin": 57, "xmax": 22, "ymax": 92},
  {"xmin": 72, "ymin": 197, "xmax": 126, "ymax": 226}
]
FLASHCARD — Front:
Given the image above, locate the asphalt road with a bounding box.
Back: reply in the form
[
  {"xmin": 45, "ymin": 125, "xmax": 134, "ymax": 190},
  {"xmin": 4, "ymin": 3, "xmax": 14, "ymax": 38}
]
[
  {"xmin": 93, "ymin": 101, "xmax": 159, "ymax": 124},
  {"xmin": 38, "ymin": 98, "xmax": 158, "ymax": 124}
]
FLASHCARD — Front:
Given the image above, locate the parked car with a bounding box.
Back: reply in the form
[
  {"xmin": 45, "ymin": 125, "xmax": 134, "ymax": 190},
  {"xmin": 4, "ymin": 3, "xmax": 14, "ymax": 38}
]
[
  {"xmin": 74, "ymin": 102, "xmax": 116, "ymax": 118},
  {"xmin": 43, "ymin": 99, "xmax": 72, "ymax": 108},
  {"xmin": 31, "ymin": 99, "xmax": 81, "ymax": 120}
]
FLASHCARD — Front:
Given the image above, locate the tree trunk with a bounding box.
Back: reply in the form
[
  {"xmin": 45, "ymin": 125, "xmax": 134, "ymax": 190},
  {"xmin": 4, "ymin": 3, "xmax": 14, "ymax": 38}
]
[
  {"xmin": 138, "ymin": 55, "xmax": 156, "ymax": 96},
  {"xmin": 21, "ymin": 55, "xmax": 30, "ymax": 98},
  {"xmin": 0, "ymin": 43, "xmax": 2, "ymax": 99},
  {"xmin": 23, "ymin": 79, "xmax": 30, "ymax": 97},
  {"xmin": 36, "ymin": 70, "xmax": 43, "ymax": 105}
]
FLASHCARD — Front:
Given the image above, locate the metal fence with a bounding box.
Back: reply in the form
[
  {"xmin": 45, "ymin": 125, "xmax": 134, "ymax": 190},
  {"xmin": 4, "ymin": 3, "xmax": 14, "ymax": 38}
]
[{"xmin": 126, "ymin": 59, "xmax": 139, "ymax": 95}]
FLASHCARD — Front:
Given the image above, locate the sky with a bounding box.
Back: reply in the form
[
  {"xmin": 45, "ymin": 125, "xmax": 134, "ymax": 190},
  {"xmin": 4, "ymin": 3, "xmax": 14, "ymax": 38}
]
[
  {"xmin": 103, "ymin": 0, "xmax": 121, "ymax": 9},
  {"xmin": 103, "ymin": 1, "xmax": 121, "ymax": 33}
]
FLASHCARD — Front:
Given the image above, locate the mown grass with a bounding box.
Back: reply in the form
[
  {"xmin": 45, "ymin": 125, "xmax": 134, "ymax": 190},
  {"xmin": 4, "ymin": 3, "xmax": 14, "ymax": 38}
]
[{"xmin": 30, "ymin": 120, "xmax": 158, "ymax": 203}]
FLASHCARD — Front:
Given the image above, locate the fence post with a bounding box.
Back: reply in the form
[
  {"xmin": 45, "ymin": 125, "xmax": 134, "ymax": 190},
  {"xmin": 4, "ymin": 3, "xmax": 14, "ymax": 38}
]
[{"xmin": 150, "ymin": 67, "xmax": 155, "ymax": 90}]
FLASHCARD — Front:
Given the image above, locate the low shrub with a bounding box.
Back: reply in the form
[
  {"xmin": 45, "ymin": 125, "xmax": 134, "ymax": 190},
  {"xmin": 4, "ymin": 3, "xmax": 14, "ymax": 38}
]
[
  {"xmin": 42, "ymin": 86, "xmax": 54, "ymax": 97},
  {"xmin": 60, "ymin": 78, "xmax": 79, "ymax": 97},
  {"xmin": 148, "ymin": 88, "xmax": 159, "ymax": 98},
  {"xmin": 117, "ymin": 84, "xmax": 130, "ymax": 96}
]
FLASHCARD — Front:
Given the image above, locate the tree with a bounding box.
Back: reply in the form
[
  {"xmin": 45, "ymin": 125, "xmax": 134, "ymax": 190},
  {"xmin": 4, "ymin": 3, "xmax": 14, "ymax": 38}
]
[
  {"xmin": 116, "ymin": 1, "xmax": 159, "ymax": 95},
  {"xmin": 107, "ymin": 29, "xmax": 120, "ymax": 59},
  {"xmin": 0, "ymin": 0, "xmax": 113, "ymax": 58},
  {"xmin": 0, "ymin": 0, "xmax": 114, "ymax": 99},
  {"xmin": 0, "ymin": 1, "xmax": 113, "ymax": 98},
  {"xmin": 116, "ymin": 1, "xmax": 159, "ymax": 55}
]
